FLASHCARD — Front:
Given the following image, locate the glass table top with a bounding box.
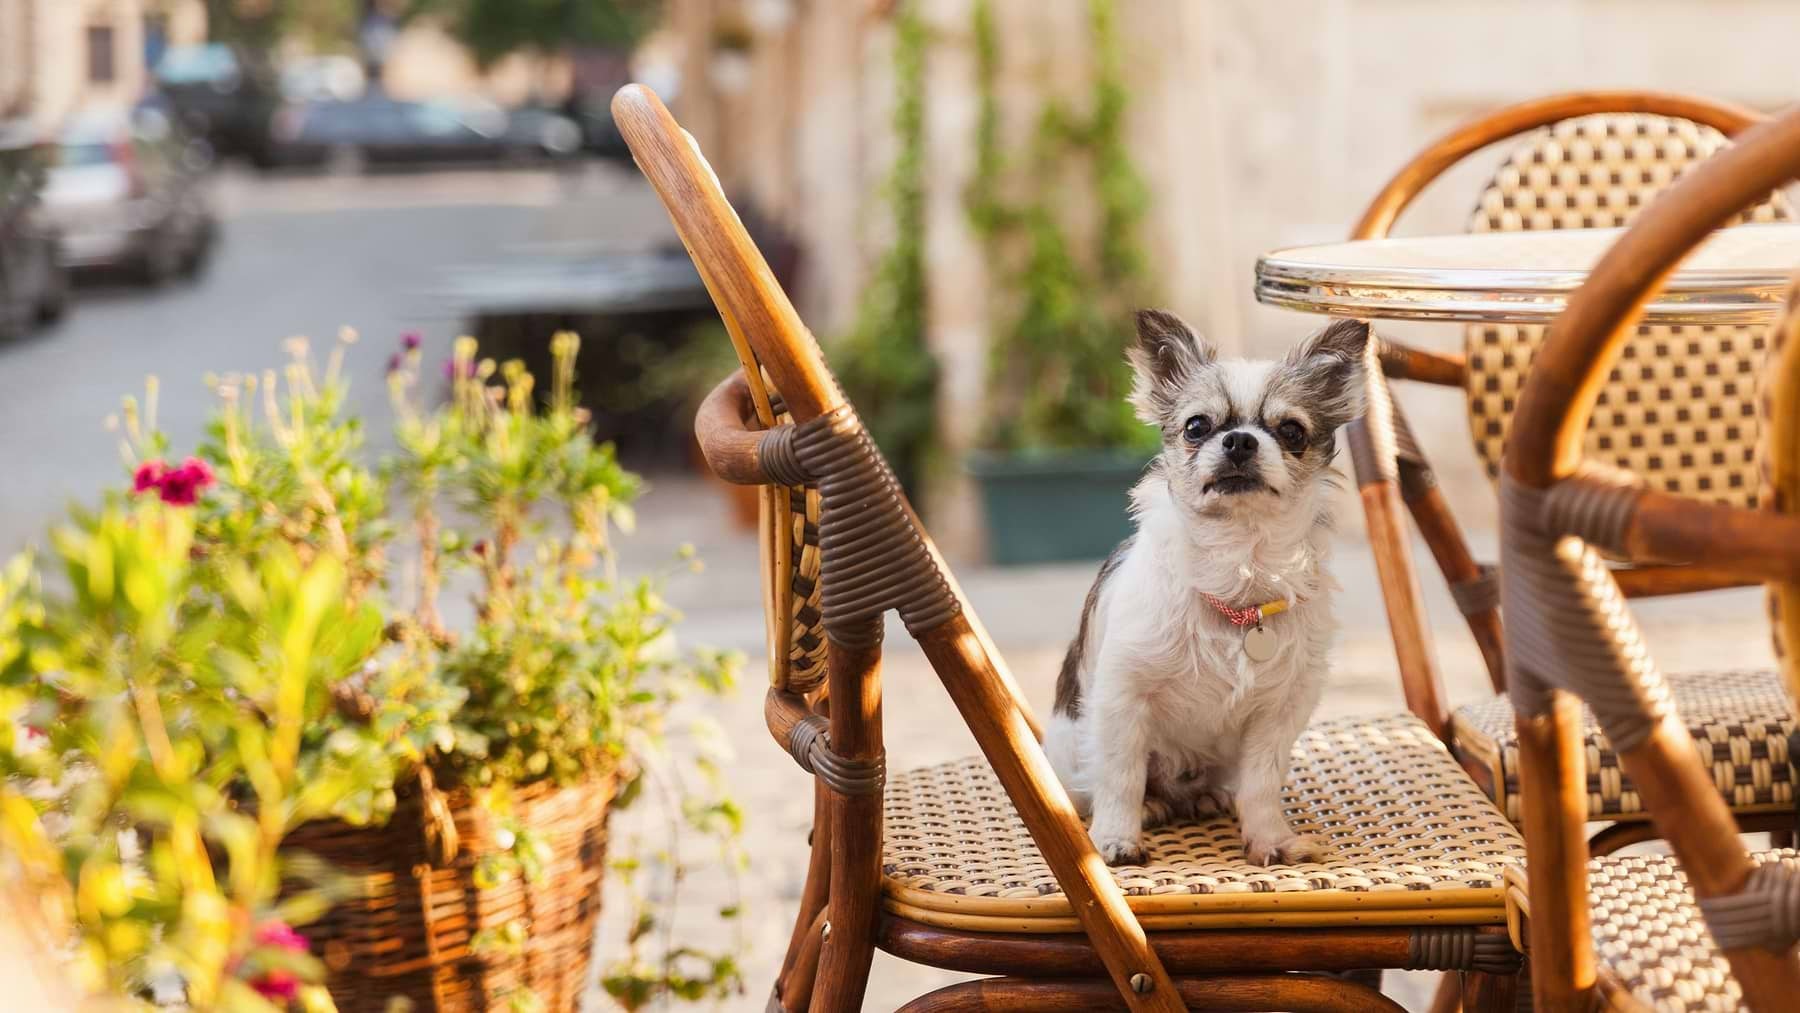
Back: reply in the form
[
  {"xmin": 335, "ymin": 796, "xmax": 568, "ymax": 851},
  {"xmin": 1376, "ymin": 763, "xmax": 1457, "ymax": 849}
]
[{"xmin": 1255, "ymin": 223, "xmax": 1800, "ymax": 324}]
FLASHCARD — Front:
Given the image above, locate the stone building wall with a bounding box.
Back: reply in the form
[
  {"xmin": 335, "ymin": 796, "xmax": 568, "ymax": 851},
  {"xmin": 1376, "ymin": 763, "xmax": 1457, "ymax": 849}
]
[{"xmin": 609, "ymin": 0, "xmax": 1800, "ymax": 557}]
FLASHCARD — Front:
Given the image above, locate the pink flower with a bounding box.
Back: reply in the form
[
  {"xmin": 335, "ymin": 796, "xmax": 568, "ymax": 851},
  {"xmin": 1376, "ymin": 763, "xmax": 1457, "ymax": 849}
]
[
  {"xmin": 249, "ymin": 969, "xmax": 300, "ymax": 1002},
  {"xmin": 156, "ymin": 457, "xmax": 216, "ymax": 506},
  {"xmin": 133, "ymin": 460, "xmax": 167, "ymax": 494},
  {"xmin": 255, "ymin": 920, "xmax": 308, "ymax": 952},
  {"xmin": 401, "ymin": 331, "xmax": 422, "ymax": 351},
  {"xmin": 239, "ymin": 921, "xmax": 307, "ymax": 1002},
  {"xmin": 386, "ymin": 352, "xmax": 404, "ymax": 375}
]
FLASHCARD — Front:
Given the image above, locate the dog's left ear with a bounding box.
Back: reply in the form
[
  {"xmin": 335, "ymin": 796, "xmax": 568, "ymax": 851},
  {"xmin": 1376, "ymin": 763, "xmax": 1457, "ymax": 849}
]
[{"xmin": 1281, "ymin": 318, "xmax": 1369, "ymax": 429}]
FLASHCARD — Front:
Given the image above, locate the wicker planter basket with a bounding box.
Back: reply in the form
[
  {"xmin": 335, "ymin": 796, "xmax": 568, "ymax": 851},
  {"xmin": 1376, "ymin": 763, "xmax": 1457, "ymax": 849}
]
[{"xmin": 286, "ymin": 773, "xmax": 616, "ymax": 1012}]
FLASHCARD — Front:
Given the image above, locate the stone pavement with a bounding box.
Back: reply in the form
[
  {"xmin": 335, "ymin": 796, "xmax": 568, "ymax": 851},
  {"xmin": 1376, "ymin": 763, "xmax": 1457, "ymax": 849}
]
[{"xmin": 603, "ymin": 472, "xmax": 1779, "ymax": 1012}]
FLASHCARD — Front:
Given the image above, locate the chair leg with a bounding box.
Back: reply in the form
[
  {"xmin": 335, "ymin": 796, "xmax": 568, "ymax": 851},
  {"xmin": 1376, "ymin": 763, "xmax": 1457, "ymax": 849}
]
[
  {"xmin": 809, "ymin": 635, "xmax": 884, "ymax": 1013},
  {"xmin": 895, "ymin": 974, "xmax": 1405, "ymax": 1012},
  {"xmin": 1463, "ymin": 970, "xmax": 1520, "ymax": 1013},
  {"xmin": 774, "ymin": 908, "xmax": 826, "ymax": 1013},
  {"xmin": 776, "ymin": 782, "xmax": 832, "ymax": 991},
  {"xmin": 1346, "ymin": 411, "xmax": 1451, "ymax": 741},
  {"xmin": 1427, "ymin": 972, "xmax": 1461, "ymax": 1013}
]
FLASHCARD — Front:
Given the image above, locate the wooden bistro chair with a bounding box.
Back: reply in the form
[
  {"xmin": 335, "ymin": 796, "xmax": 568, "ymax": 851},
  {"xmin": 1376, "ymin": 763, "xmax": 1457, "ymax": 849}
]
[
  {"xmin": 613, "ymin": 84, "xmax": 1527, "ymax": 1012},
  {"xmin": 1497, "ymin": 104, "xmax": 1800, "ymax": 1012},
  {"xmin": 1344, "ymin": 91, "xmax": 1797, "ymax": 852}
]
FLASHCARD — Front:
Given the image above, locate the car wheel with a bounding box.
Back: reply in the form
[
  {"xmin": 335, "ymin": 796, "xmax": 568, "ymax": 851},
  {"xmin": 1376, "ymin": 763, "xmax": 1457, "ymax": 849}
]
[
  {"xmin": 180, "ymin": 222, "xmax": 217, "ymax": 279},
  {"xmin": 0, "ymin": 269, "xmax": 27, "ymax": 342},
  {"xmin": 140, "ymin": 232, "xmax": 180, "ymax": 287},
  {"xmin": 36, "ymin": 257, "xmax": 70, "ymax": 324},
  {"xmin": 325, "ymin": 144, "xmax": 365, "ymax": 176}
]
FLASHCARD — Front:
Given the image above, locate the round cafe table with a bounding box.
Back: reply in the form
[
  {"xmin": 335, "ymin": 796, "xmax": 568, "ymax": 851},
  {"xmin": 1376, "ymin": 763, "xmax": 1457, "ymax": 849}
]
[{"xmin": 1255, "ymin": 222, "xmax": 1800, "ymax": 325}]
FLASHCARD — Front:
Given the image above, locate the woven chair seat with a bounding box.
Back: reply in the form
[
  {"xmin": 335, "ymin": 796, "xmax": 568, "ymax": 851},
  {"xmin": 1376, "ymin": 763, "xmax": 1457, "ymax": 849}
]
[
  {"xmin": 1505, "ymin": 850, "xmax": 1800, "ymax": 1012},
  {"xmin": 1452, "ymin": 669, "xmax": 1795, "ymax": 824},
  {"xmin": 882, "ymin": 713, "xmax": 1524, "ymax": 934}
]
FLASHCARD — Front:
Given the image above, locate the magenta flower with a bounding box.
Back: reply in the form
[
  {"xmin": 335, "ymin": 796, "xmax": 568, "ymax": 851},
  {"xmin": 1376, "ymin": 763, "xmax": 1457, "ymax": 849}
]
[
  {"xmin": 244, "ymin": 919, "xmax": 308, "ymax": 1001},
  {"xmin": 386, "ymin": 352, "xmax": 404, "ymax": 375},
  {"xmin": 133, "ymin": 460, "xmax": 167, "ymax": 494},
  {"xmin": 249, "ymin": 969, "xmax": 300, "ymax": 1002},
  {"xmin": 255, "ymin": 920, "xmax": 308, "ymax": 952},
  {"xmin": 401, "ymin": 331, "xmax": 423, "ymax": 351},
  {"xmin": 156, "ymin": 456, "xmax": 216, "ymax": 506}
]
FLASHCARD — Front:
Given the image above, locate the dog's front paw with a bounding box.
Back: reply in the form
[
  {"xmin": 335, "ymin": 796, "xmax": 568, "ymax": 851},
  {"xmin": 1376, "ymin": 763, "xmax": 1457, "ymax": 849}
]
[
  {"xmin": 1245, "ymin": 833, "xmax": 1328, "ymax": 866},
  {"xmin": 1177, "ymin": 786, "xmax": 1233, "ymax": 820},
  {"xmin": 1090, "ymin": 828, "xmax": 1148, "ymax": 866}
]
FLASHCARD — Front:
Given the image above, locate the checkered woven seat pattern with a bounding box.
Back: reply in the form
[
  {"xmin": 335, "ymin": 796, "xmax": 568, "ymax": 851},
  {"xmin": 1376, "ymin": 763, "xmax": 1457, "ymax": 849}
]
[
  {"xmin": 881, "ymin": 714, "xmax": 1524, "ymax": 932},
  {"xmin": 1451, "ymin": 669, "xmax": 1795, "ymax": 824},
  {"xmin": 1507, "ymin": 850, "xmax": 1800, "ymax": 1012},
  {"xmin": 1464, "ymin": 113, "xmax": 1793, "ymax": 506}
]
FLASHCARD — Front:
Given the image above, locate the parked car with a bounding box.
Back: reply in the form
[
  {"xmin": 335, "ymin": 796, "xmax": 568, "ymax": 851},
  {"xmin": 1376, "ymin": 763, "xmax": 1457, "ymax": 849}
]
[
  {"xmin": 278, "ymin": 55, "xmax": 366, "ymax": 104},
  {"xmin": 0, "ymin": 123, "xmax": 69, "ymax": 340},
  {"xmin": 41, "ymin": 107, "xmax": 217, "ymax": 285},
  {"xmin": 153, "ymin": 43, "xmax": 279, "ymax": 166},
  {"xmin": 269, "ymin": 97, "xmax": 583, "ymax": 171}
]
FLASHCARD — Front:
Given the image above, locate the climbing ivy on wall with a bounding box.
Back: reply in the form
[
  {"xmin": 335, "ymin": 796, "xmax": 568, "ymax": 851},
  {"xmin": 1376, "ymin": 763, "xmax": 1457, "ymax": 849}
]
[
  {"xmin": 968, "ymin": 0, "xmax": 1160, "ymax": 455},
  {"xmin": 834, "ymin": 1, "xmax": 940, "ymax": 499}
]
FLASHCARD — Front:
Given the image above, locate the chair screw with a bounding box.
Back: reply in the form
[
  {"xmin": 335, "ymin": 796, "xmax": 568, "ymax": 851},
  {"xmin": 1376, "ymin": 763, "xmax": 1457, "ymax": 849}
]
[{"xmin": 1130, "ymin": 973, "xmax": 1153, "ymax": 994}]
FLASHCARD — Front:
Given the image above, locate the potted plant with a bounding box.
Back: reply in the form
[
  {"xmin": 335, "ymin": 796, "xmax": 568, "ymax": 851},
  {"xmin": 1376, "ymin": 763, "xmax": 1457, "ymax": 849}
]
[
  {"xmin": 0, "ymin": 505, "xmax": 380, "ymax": 1011},
  {"xmin": 0, "ymin": 330, "xmax": 746, "ymax": 1012},
  {"xmin": 962, "ymin": 0, "xmax": 1161, "ymax": 564}
]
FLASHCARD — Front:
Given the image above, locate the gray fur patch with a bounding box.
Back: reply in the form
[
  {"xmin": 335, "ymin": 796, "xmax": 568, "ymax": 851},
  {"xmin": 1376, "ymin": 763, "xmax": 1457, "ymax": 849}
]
[{"xmin": 1054, "ymin": 536, "xmax": 1133, "ymax": 719}]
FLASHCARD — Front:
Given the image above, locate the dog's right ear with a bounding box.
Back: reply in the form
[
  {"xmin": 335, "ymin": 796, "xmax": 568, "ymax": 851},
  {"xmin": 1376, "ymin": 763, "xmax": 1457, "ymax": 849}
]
[
  {"xmin": 1130, "ymin": 310, "xmax": 1215, "ymax": 386},
  {"xmin": 1129, "ymin": 310, "xmax": 1215, "ymax": 422}
]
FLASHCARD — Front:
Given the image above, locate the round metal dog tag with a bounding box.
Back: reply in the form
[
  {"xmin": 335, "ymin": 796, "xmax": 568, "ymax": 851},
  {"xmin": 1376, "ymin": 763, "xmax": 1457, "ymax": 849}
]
[{"xmin": 1242, "ymin": 625, "xmax": 1277, "ymax": 663}]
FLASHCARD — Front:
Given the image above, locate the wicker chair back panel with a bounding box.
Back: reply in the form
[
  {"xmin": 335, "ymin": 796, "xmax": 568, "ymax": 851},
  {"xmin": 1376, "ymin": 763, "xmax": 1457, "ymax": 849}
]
[{"xmin": 1464, "ymin": 113, "xmax": 1793, "ymax": 507}]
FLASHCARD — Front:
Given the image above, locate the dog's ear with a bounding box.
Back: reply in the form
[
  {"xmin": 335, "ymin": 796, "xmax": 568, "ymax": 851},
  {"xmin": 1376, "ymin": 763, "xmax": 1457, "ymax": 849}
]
[
  {"xmin": 1128, "ymin": 309, "xmax": 1215, "ymax": 422},
  {"xmin": 1280, "ymin": 318, "xmax": 1369, "ymax": 430}
]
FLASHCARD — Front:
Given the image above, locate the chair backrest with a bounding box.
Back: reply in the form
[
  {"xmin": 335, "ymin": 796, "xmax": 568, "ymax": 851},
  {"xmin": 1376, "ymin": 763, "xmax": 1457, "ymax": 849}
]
[
  {"xmin": 1501, "ymin": 105, "xmax": 1800, "ymax": 1011},
  {"xmin": 1345, "ymin": 93, "xmax": 1780, "ymax": 734},
  {"xmin": 1463, "ymin": 113, "xmax": 1793, "ymax": 504},
  {"xmin": 613, "ymin": 85, "xmax": 1190, "ymax": 1012},
  {"xmin": 1763, "ymin": 277, "xmax": 1800, "ymax": 702}
]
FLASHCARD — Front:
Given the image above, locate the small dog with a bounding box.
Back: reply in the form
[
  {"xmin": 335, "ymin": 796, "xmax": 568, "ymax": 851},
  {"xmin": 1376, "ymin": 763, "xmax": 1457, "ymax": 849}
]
[{"xmin": 1044, "ymin": 309, "xmax": 1367, "ymax": 867}]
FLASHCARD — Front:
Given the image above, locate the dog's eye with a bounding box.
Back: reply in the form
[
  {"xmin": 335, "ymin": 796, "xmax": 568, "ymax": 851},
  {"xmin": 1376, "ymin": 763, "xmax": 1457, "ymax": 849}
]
[
  {"xmin": 1182, "ymin": 415, "xmax": 1213, "ymax": 442},
  {"xmin": 1276, "ymin": 419, "xmax": 1307, "ymax": 451}
]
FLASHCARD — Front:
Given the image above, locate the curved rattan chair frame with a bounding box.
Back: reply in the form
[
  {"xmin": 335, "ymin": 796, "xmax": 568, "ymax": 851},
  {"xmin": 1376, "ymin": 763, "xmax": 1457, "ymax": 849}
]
[
  {"xmin": 1500, "ymin": 105, "xmax": 1800, "ymax": 1012},
  {"xmin": 615, "ymin": 85, "xmax": 1529, "ymax": 1013},
  {"xmin": 1345, "ymin": 90, "xmax": 1782, "ymax": 742}
]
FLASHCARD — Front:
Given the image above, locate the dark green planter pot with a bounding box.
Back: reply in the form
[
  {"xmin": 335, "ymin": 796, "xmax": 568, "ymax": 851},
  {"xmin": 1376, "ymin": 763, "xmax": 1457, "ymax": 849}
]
[{"xmin": 967, "ymin": 450, "xmax": 1153, "ymax": 566}]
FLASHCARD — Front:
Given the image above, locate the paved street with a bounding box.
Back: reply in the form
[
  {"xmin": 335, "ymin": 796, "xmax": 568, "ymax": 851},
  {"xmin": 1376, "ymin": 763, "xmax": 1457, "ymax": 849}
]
[{"xmin": 0, "ymin": 166, "xmax": 1783, "ymax": 1011}]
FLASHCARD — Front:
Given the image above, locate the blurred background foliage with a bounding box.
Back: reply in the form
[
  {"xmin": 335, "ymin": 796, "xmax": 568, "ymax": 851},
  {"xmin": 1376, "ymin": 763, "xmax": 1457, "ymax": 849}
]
[{"xmin": 203, "ymin": 0, "xmax": 661, "ymax": 64}]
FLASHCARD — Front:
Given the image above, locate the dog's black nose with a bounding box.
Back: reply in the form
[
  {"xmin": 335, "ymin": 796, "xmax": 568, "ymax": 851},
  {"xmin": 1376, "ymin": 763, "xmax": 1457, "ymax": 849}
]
[{"xmin": 1222, "ymin": 430, "xmax": 1258, "ymax": 466}]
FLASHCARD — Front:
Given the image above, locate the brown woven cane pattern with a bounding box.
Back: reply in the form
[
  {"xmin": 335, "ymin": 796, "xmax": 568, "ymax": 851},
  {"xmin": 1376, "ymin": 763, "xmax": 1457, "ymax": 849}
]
[
  {"xmin": 882, "ymin": 714, "xmax": 1522, "ymax": 925},
  {"xmin": 1581, "ymin": 849, "xmax": 1800, "ymax": 1012},
  {"xmin": 1464, "ymin": 114, "xmax": 1793, "ymax": 506},
  {"xmin": 758, "ymin": 390, "xmax": 827, "ymax": 694},
  {"xmin": 287, "ymin": 775, "xmax": 613, "ymax": 1012},
  {"xmin": 1451, "ymin": 669, "xmax": 1796, "ymax": 823}
]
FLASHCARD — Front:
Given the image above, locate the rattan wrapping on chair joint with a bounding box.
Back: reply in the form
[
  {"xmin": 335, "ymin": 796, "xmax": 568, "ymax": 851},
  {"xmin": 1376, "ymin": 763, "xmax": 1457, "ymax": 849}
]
[
  {"xmin": 1349, "ymin": 347, "xmax": 1404, "ymax": 486},
  {"xmin": 1542, "ymin": 465, "xmax": 1646, "ymax": 555},
  {"xmin": 1500, "ymin": 475, "xmax": 1670, "ymax": 749},
  {"xmin": 786, "ymin": 712, "xmax": 886, "ymax": 796},
  {"xmin": 1695, "ymin": 859, "xmax": 1800, "ymax": 951},
  {"xmin": 774, "ymin": 405, "xmax": 958, "ymax": 646},
  {"xmin": 758, "ymin": 425, "xmax": 809, "ymax": 488},
  {"xmin": 1449, "ymin": 563, "xmax": 1502, "ymax": 617},
  {"xmin": 1405, "ymin": 927, "xmax": 1522, "ymax": 974}
]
